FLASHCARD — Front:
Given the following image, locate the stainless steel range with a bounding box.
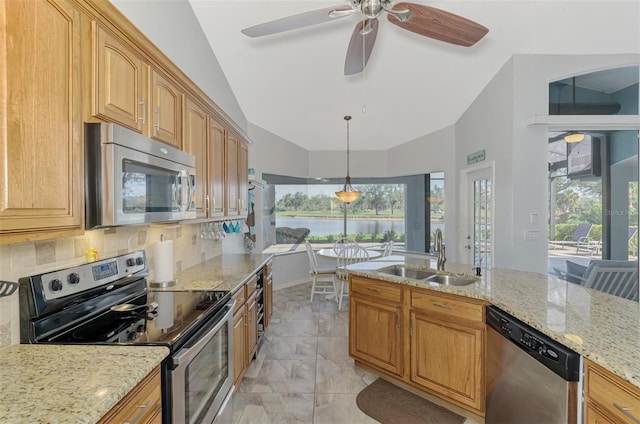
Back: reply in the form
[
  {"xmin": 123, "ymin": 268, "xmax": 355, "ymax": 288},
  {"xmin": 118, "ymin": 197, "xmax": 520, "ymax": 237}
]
[{"xmin": 19, "ymin": 250, "xmax": 234, "ymax": 424}]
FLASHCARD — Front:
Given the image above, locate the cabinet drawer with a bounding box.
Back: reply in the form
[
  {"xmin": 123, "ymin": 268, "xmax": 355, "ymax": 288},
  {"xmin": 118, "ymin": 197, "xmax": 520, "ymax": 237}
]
[
  {"xmin": 411, "ymin": 290, "xmax": 484, "ymax": 323},
  {"xmin": 245, "ymin": 274, "xmax": 258, "ymax": 298},
  {"xmin": 232, "ymin": 285, "xmax": 247, "ymax": 313},
  {"xmin": 98, "ymin": 366, "xmax": 161, "ymax": 424},
  {"xmin": 351, "ymin": 276, "xmax": 402, "ymax": 303},
  {"xmin": 585, "ymin": 360, "xmax": 640, "ymax": 424},
  {"xmin": 263, "ymin": 260, "xmax": 272, "ymax": 277}
]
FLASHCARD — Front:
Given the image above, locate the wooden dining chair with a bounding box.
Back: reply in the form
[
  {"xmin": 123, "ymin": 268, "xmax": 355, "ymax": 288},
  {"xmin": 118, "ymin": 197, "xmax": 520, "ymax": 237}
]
[
  {"xmin": 336, "ymin": 245, "xmax": 370, "ymax": 310},
  {"xmin": 305, "ymin": 240, "xmax": 337, "ymax": 302}
]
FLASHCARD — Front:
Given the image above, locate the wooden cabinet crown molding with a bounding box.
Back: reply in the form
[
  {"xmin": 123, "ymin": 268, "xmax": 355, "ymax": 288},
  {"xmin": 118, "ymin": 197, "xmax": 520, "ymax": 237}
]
[{"xmin": 71, "ymin": 0, "xmax": 251, "ymax": 145}]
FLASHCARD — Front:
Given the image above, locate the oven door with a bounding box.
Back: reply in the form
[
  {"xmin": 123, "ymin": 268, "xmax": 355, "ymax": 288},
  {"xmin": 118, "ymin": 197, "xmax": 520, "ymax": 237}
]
[{"xmin": 170, "ymin": 301, "xmax": 234, "ymax": 424}]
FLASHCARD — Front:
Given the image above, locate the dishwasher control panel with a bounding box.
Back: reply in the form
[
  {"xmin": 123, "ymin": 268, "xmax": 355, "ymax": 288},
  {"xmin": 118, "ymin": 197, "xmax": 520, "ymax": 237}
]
[{"xmin": 486, "ymin": 306, "xmax": 580, "ymax": 381}]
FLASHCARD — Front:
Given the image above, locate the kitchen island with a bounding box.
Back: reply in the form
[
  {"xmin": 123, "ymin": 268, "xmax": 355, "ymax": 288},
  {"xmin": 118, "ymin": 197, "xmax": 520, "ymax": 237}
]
[{"xmin": 344, "ymin": 255, "xmax": 640, "ymax": 390}]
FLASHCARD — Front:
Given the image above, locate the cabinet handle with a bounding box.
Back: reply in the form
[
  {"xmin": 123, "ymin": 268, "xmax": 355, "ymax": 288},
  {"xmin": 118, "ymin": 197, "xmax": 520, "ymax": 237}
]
[
  {"xmin": 433, "ymin": 303, "xmax": 453, "ymax": 310},
  {"xmin": 155, "ymin": 107, "xmax": 161, "ymax": 131},
  {"xmin": 138, "ymin": 97, "xmax": 146, "ymax": 124},
  {"xmin": 124, "ymin": 400, "xmax": 151, "ymax": 424},
  {"xmin": 614, "ymin": 403, "xmax": 640, "ymax": 424}
]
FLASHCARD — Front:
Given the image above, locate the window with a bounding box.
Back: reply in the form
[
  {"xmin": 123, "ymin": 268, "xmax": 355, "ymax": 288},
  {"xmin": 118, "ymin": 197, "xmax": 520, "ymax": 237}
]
[
  {"xmin": 547, "ymin": 67, "xmax": 639, "ymax": 287},
  {"xmin": 262, "ymin": 173, "xmax": 444, "ymax": 254}
]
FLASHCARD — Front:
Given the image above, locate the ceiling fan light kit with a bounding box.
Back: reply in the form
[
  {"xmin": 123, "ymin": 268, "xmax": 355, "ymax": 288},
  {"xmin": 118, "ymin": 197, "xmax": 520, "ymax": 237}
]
[
  {"xmin": 241, "ymin": 0, "xmax": 489, "ymax": 76},
  {"xmin": 335, "ymin": 115, "xmax": 362, "ymax": 204}
]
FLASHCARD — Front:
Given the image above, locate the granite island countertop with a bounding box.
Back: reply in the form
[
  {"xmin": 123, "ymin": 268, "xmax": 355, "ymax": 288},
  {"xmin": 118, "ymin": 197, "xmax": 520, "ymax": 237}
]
[
  {"xmin": 344, "ymin": 255, "xmax": 640, "ymax": 390},
  {"xmin": 0, "ymin": 344, "xmax": 168, "ymax": 424}
]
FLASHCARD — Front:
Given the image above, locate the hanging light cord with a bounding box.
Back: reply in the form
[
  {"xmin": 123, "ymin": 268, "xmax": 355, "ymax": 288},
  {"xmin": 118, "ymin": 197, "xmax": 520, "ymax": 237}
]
[{"xmin": 345, "ymin": 116, "xmax": 351, "ymax": 178}]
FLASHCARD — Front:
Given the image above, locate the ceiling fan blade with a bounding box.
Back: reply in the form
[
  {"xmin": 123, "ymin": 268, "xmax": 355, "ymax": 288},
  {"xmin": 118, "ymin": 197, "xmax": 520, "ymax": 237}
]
[
  {"xmin": 241, "ymin": 5, "xmax": 355, "ymax": 37},
  {"xmin": 344, "ymin": 19, "xmax": 379, "ymax": 76},
  {"xmin": 387, "ymin": 2, "xmax": 488, "ymax": 47}
]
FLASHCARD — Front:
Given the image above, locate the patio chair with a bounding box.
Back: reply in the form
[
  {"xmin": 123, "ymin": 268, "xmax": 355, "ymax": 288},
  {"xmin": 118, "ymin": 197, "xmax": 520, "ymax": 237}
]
[
  {"xmin": 554, "ymin": 259, "xmax": 638, "ymax": 301},
  {"xmin": 550, "ymin": 223, "xmax": 593, "ymax": 253}
]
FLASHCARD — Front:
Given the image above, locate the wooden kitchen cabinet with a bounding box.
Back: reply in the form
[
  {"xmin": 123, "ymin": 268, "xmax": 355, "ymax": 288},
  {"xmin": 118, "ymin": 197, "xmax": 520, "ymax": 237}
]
[
  {"xmin": 149, "ymin": 67, "xmax": 182, "ymax": 147},
  {"xmin": 349, "ymin": 276, "xmax": 404, "ymax": 376},
  {"xmin": 93, "ymin": 22, "xmax": 146, "ymax": 133},
  {"xmin": 584, "ymin": 359, "xmax": 640, "ymax": 424},
  {"xmin": 264, "ymin": 259, "xmax": 273, "ymax": 328},
  {"xmin": 0, "ymin": 0, "xmax": 84, "ymax": 243},
  {"xmin": 409, "ymin": 289, "xmax": 485, "ymax": 414},
  {"xmin": 183, "ymin": 96, "xmax": 209, "ymax": 218},
  {"xmin": 226, "ymin": 134, "xmax": 249, "ymax": 216},
  {"xmin": 232, "ymin": 273, "xmax": 259, "ymax": 389},
  {"xmin": 183, "ymin": 97, "xmax": 227, "ymax": 218},
  {"xmin": 208, "ymin": 117, "xmax": 227, "ymax": 217},
  {"xmin": 97, "ymin": 365, "xmax": 162, "ymax": 424}
]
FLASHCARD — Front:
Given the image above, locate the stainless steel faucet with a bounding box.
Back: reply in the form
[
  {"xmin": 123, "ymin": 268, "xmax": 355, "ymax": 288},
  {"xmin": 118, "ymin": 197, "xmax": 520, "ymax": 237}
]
[{"xmin": 435, "ymin": 229, "xmax": 446, "ymax": 271}]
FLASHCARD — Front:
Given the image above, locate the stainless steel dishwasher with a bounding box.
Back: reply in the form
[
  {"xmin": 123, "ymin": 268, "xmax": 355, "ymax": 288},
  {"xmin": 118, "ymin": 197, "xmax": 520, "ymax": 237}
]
[{"xmin": 486, "ymin": 306, "xmax": 581, "ymax": 423}]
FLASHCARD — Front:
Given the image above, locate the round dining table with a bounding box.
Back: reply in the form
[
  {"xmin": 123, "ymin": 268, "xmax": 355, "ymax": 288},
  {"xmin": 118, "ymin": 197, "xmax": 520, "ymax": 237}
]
[{"xmin": 316, "ymin": 248, "xmax": 382, "ymax": 260}]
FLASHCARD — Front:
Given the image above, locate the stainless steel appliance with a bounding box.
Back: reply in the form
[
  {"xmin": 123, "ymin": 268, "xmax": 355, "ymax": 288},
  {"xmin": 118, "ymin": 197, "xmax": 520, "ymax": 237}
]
[
  {"xmin": 19, "ymin": 251, "xmax": 233, "ymax": 424},
  {"xmin": 486, "ymin": 306, "xmax": 581, "ymax": 424},
  {"xmin": 85, "ymin": 122, "xmax": 196, "ymax": 228}
]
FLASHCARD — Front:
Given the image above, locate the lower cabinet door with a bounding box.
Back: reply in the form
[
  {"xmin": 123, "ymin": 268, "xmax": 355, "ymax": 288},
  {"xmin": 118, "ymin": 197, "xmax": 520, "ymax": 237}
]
[
  {"xmin": 349, "ymin": 296, "xmax": 402, "ymax": 376},
  {"xmin": 410, "ymin": 312, "xmax": 484, "ymax": 412},
  {"xmin": 233, "ymin": 307, "xmax": 246, "ymax": 387}
]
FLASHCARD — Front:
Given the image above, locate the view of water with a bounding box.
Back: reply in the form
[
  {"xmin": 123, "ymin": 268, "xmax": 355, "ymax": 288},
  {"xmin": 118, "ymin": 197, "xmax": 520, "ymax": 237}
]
[{"xmin": 277, "ymin": 217, "xmax": 443, "ymax": 236}]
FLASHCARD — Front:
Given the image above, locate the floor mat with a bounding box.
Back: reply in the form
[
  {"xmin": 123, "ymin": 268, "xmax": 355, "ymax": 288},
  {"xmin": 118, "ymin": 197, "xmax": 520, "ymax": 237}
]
[{"xmin": 356, "ymin": 378, "xmax": 466, "ymax": 424}]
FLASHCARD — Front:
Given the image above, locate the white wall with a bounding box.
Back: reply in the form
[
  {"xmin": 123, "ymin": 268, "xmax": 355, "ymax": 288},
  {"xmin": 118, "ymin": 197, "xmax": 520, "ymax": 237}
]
[
  {"xmin": 110, "ymin": 0, "xmax": 247, "ymax": 130},
  {"xmin": 248, "ymin": 123, "xmax": 309, "ymax": 179},
  {"xmin": 454, "ymin": 53, "xmax": 640, "ymax": 273}
]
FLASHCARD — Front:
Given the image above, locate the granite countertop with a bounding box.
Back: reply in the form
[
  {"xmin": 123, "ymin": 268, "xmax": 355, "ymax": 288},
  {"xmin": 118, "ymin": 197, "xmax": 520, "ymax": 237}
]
[
  {"xmin": 153, "ymin": 253, "xmax": 273, "ymax": 293},
  {"xmin": 0, "ymin": 254, "xmax": 271, "ymax": 423},
  {"xmin": 345, "ymin": 255, "xmax": 640, "ymax": 389},
  {"xmin": 0, "ymin": 344, "xmax": 169, "ymax": 424}
]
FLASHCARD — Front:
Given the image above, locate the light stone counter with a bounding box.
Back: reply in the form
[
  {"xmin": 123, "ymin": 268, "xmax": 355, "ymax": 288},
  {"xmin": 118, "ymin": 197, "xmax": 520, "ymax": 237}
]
[
  {"xmin": 153, "ymin": 253, "xmax": 273, "ymax": 293},
  {"xmin": 344, "ymin": 255, "xmax": 640, "ymax": 390},
  {"xmin": 0, "ymin": 344, "xmax": 168, "ymax": 424}
]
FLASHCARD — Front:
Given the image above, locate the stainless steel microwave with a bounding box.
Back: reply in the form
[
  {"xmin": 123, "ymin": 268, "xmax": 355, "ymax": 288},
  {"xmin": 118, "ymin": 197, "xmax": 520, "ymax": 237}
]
[{"xmin": 85, "ymin": 123, "xmax": 196, "ymax": 229}]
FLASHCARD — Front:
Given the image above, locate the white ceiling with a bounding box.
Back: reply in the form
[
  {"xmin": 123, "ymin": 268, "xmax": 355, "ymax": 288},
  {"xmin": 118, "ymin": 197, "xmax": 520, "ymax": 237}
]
[{"xmin": 189, "ymin": 1, "xmax": 640, "ymax": 151}]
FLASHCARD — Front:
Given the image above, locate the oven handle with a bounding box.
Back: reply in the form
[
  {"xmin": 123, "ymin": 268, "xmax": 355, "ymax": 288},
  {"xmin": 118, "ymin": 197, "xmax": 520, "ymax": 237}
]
[{"xmin": 171, "ymin": 300, "xmax": 235, "ymax": 368}]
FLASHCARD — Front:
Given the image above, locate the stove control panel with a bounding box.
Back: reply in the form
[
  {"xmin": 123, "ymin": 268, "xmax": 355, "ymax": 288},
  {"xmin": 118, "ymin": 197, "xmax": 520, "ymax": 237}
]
[{"xmin": 40, "ymin": 251, "xmax": 147, "ymax": 301}]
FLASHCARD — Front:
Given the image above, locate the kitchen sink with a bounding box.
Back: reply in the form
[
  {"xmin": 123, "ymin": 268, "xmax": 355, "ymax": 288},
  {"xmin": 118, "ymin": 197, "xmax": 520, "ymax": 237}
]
[
  {"xmin": 378, "ymin": 267, "xmax": 436, "ymax": 280},
  {"xmin": 425, "ymin": 274, "xmax": 477, "ymax": 286},
  {"xmin": 378, "ymin": 266, "xmax": 477, "ymax": 286}
]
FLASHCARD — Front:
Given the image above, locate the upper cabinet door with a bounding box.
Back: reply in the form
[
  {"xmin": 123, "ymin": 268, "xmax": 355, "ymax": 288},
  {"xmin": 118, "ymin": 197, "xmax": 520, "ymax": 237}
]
[
  {"xmin": 149, "ymin": 68, "xmax": 182, "ymax": 148},
  {"xmin": 226, "ymin": 135, "xmax": 240, "ymax": 216},
  {"xmin": 93, "ymin": 22, "xmax": 145, "ymax": 133},
  {"xmin": 209, "ymin": 117, "xmax": 226, "ymax": 217},
  {"xmin": 1, "ymin": 0, "xmax": 83, "ymax": 242},
  {"xmin": 183, "ymin": 96, "xmax": 209, "ymax": 218},
  {"xmin": 238, "ymin": 141, "xmax": 249, "ymax": 215}
]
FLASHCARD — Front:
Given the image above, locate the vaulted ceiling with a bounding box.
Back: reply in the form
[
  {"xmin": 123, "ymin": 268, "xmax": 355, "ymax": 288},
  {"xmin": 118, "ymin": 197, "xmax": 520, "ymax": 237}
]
[{"xmin": 189, "ymin": 1, "xmax": 640, "ymax": 151}]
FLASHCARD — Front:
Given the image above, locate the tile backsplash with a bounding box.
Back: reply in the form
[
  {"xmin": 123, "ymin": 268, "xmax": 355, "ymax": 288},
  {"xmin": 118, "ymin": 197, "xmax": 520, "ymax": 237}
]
[{"xmin": 0, "ymin": 222, "xmax": 241, "ymax": 349}]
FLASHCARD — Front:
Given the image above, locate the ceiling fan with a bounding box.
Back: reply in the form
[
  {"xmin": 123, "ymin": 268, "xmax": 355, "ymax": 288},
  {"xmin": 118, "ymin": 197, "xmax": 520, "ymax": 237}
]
[{"xmin": 241, "ymin": 0, "xmax": 489, "ymax": 76}]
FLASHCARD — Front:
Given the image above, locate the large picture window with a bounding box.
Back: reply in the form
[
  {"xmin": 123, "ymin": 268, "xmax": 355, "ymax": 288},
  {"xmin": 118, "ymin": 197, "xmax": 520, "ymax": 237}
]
[{"xmin": 261, "ymin": 173, "xmax": 444, "ymax": 254}]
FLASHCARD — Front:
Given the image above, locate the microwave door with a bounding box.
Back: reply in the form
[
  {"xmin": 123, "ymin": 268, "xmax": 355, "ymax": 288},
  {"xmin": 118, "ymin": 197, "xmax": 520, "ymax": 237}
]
[{"xmin": 106, "ymin": 144, "xmax": 195, "ymax": 226}]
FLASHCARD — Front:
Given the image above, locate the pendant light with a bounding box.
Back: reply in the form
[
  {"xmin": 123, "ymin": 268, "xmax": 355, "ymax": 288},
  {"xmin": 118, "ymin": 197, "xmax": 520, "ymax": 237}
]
[
  {"xmin": 564, "ymin": 76, "xmax": 585, "ymax": 143},
  {"xmin": 335, "ymin": 115, "xmax": 361, "ymax": 203}
]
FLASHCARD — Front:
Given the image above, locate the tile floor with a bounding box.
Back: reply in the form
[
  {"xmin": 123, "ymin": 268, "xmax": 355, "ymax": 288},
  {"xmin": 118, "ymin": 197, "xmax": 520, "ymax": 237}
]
[{"xmin": 231, "ymin": 282, "xmax": 479, "ymax": 424}]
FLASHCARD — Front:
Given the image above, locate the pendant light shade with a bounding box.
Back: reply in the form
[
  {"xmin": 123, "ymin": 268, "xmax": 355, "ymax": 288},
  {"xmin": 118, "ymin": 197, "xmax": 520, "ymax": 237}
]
[{"xmin": 335, "ymin": 115, "xmax": 361, "ymax": 203}]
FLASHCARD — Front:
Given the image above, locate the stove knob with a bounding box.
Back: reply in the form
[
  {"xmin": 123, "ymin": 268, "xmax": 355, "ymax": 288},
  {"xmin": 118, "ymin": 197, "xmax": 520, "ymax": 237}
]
[
  {"xmin": 68, "ymin": 272, "xmax": 80, "ymax": 285},
  {"xmin": 135, "ymin": 257, "xmax": 144, "ymax": 265},
  {"xmin": 126, "ymin": 258, "xmax": 135, "ymax": 267},
  {"xmin": 50, "ymin": 279, "xmax": 63, "ymax": 292}
]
